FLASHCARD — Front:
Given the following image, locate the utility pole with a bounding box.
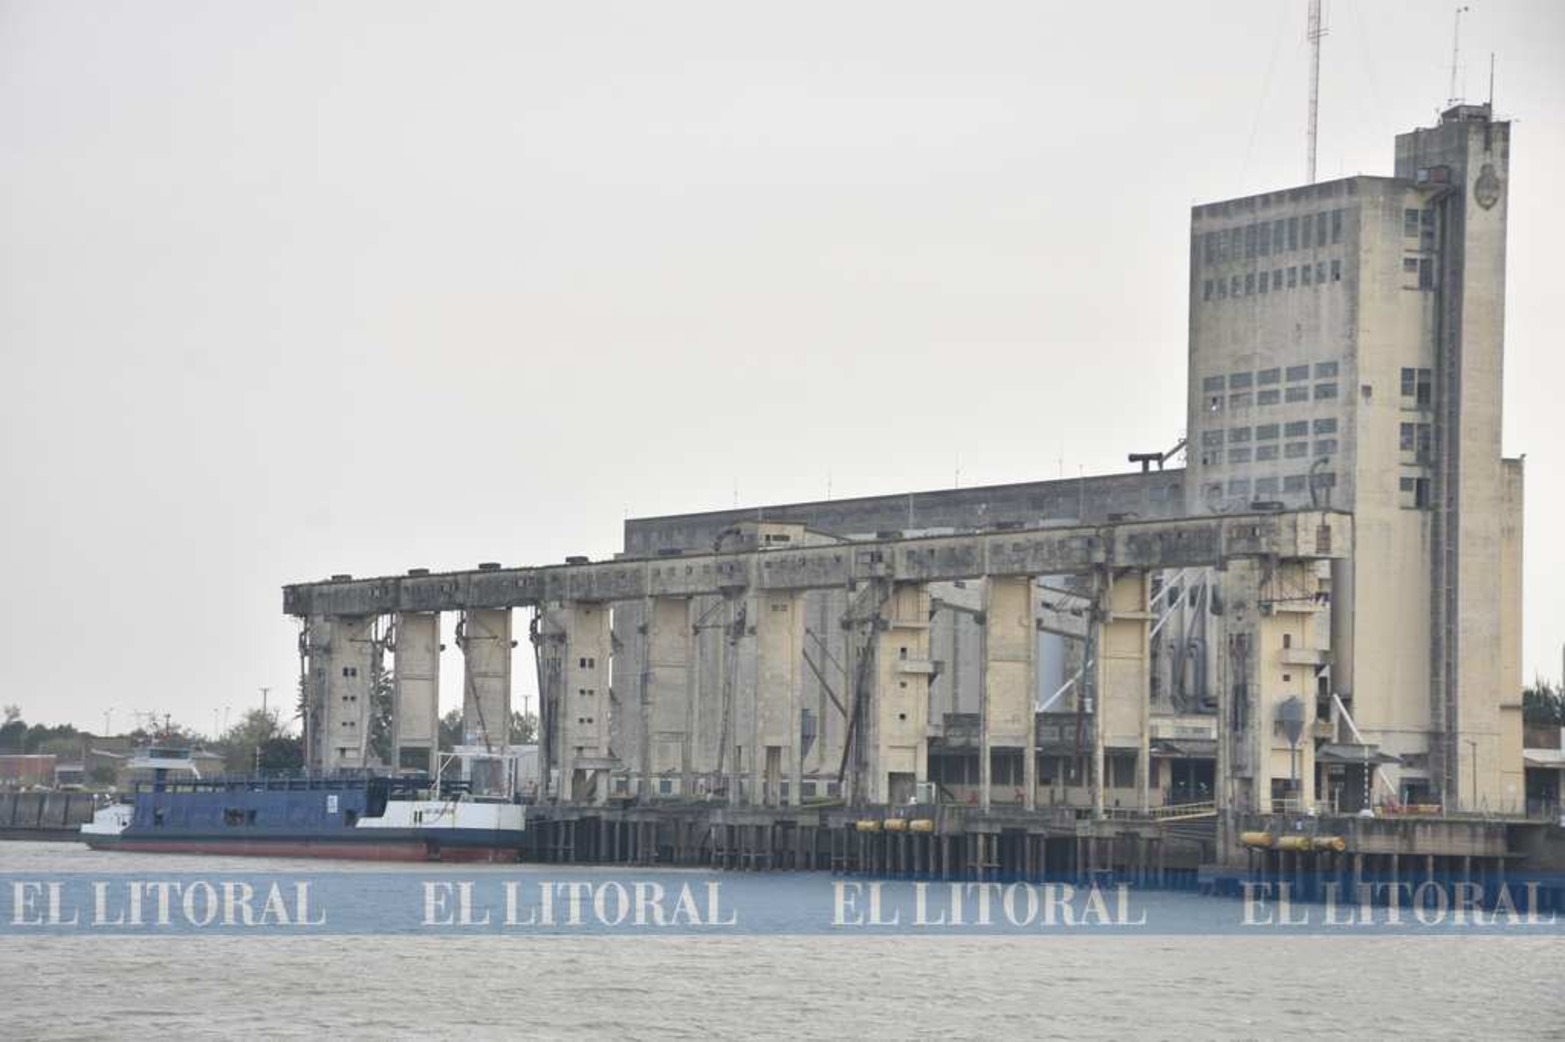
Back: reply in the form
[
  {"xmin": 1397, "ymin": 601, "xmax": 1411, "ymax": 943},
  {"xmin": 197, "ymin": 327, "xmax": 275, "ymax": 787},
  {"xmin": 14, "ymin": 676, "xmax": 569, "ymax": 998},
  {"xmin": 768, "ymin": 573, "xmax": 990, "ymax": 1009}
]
[{"xmin": 102, "ymin": 707, "xmax": 113, "ymax": 736}]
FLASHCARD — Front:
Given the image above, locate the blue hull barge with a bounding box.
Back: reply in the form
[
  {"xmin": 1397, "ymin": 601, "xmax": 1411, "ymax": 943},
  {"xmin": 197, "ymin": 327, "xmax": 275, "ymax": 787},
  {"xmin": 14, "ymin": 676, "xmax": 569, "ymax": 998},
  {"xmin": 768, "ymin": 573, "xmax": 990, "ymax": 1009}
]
[{"xmin": 81, "ymin": 775, "xmax": 527, "ymax": 862}]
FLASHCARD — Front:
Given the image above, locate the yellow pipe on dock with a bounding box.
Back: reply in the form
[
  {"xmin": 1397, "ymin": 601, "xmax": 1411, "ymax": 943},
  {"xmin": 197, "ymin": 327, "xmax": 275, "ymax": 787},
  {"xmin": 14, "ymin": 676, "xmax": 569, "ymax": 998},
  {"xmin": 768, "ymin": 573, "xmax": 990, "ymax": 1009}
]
[
  {"xmin": 883, "ymin": 818, "xmax": 907, "ymax": 832},
  {"xmin": 854, "ymin": 820, "xmax": 882, "ymax": 833},
  {"xmin": 908, "ymin": 819, "xmax": 935, "ymax": 833},
  {"xmin": 1240, "ymin": 831, "xmax": 1345, "ymax": 852}
]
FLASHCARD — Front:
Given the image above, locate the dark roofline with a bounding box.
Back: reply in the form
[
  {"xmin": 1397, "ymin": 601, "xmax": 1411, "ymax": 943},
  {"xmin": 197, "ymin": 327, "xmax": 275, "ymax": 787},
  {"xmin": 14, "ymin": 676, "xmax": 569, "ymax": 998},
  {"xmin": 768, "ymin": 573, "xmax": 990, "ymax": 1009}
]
[{"xmin": 624, "ymin": 468, "xmax": 1183, "ymax": 527}]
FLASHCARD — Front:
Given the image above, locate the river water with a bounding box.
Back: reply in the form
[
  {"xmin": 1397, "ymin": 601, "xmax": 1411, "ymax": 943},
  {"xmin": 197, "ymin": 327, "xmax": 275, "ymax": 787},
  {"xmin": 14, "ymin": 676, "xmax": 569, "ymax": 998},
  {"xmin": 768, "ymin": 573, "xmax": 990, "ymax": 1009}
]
[{"xmin": 3, "ymin": 841, "xmax": 1561, "ymax": 1040}]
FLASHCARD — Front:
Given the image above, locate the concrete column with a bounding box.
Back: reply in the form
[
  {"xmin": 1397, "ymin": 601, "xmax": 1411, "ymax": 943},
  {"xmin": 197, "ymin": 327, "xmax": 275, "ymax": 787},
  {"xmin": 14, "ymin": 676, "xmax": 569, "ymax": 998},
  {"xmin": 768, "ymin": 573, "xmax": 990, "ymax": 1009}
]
[
  {"xmin": 751, "ymin": 590, "xmax": 805, "ymax": 806},
  {"xmin": 459, "ymin": 608, "xmax": 512, "ymax": 752},
  {"xmin": 1092, "ymin": 570, "xmax": 1152, "ymax": 814},
  {"xmin": 872, "ymin": 583, "xmax": 933, "ymax": 805},
  {"xmin": 559, "ymin": 602, "xmax": 613, "ymax": 803},
  {"xmin": 391, "ymin": 611, "xmax": 440, "ymax": 773},
  {"xmin": 645, "ymin": 596, "xmax": 694, "ymax": 799},
  {"xmin": 983, "ymin": 577, "xmax": 1036, "ymax": 812},
  {"xmin": 304, "ymin": 614, "xmax": 374, "ymax": 773}
]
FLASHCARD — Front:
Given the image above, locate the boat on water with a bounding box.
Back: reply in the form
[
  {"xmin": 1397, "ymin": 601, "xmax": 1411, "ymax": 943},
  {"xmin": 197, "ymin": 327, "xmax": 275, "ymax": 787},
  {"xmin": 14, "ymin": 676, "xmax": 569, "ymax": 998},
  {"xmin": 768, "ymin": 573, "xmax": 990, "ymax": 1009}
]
[{"xmin": 81, "ymin": 773, "xmax": 528, "ymax": 862}]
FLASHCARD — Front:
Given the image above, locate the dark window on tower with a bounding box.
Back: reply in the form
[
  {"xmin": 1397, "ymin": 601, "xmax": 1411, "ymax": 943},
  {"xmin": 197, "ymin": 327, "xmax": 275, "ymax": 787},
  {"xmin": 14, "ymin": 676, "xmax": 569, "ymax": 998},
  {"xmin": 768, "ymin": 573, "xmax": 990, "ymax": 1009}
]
[
  {"xmin": 1203, "ymin": 375, "xmax": 1226, "ymax": 392},
  {"xmin": 1257, "ymin": 389, "xmax": 1280, "ymax": 406},
  {"xmin": 1400, "ymin": 368, "xmax": 1416, "ymax": 397},
  {"xmin": 1403, "ymin": 257, "xmax": 1420, "ymax": 273},
  {"xmin": 1204, "ymin": 279, "xmax": 1213, "ymax": 301},
  {"xmin": 1331, "ymin": 259, "xmax": 1342, "ymax": 281},
  {"xmin": 1258, "ymin": 368, "xmax": 1280, "ymax": 385},
  {"xmin": 1417, "ymin": 368, "xmax": 1432, "ymax": 407},
  {"xmin": 1245, "ymin": 224, "xmax": 1258, "ymax": 259},
  {"xmin": 1287, "ymin": 266, "xmax": 1298, "ymax": 287},
  {"xmin": 1284, "ymin": 421, "xmax": 1309, "ymax": 437},
  {"xmin": 1230, "ymin": 372, "xmax": 1253, "ymax": 389},
  {"xmin": 1288, "ymin": 216, "xmax": 1299, "ymax": 250},
  {"xmin": 1329, "ymin": 209, "xmax": 1342, "ymax": 244},
  {"xmin": 1259, "ymin": 222, "xmax": 1271, "ymax": 256},
  {"xmin": 1404, "ymin": 209, "xmax": 1421, "ymax": 236},
  {"xmin": 1244, "ymin": 273, "xmax": 1255, "ymax": 295},
  {"xmin": 1419, "ymin": 257, "xmax": 1434, "ymax": 290},
  {"xmin": 1301, "ymin": 213, "xmax": 1314, "ymax": 246},
  {"xmin": 1255, "ymin": 444, "xmax": 1279, "ymax": 461},
  {"xmin": 1285, "ymin": 386, "xmax": 1309, "ymax": 403},
  {"xmin": 1256, "ymin": 423, "xmax": 1279, "ymax": 440},
  {"xmin": 1316, "ymin": 213, "xmax": 1328, "ymax": 248},
  {"xmin": 1301, "ymin": 263, "xmax": 1313, "ymax": 286}
]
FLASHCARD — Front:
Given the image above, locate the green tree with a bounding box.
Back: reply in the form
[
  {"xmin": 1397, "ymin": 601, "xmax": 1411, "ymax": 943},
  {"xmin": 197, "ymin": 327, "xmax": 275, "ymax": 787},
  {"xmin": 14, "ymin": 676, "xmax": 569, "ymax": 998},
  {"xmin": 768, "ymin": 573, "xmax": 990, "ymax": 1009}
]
[
  {"xmin": 368, "ymin": 662, "xmax": 394, "ymax": 765},
  {"xmin": 1523, "ymin": 679, "xmax": 1564, "ymax": 726},
  {"xmin": 510, "ymin": 710, "xmax": 538, "ymax": 745},
  {"xmin": 438, "ymin": 708, "xmax": 463, "ymax": 751},
  {"xmin": 257, "ymin": 735, "xmax": 304, "ymax": 772},
  {"xmin": 219, "ymin": 708, "xmax": 283, "ymax": 774}
]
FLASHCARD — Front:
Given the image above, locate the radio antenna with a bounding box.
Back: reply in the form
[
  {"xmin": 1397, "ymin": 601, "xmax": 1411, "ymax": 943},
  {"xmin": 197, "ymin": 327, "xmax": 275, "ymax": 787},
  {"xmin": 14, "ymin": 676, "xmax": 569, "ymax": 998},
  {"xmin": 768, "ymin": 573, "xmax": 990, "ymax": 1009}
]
[
  {"xmin": 1306, "ymin": 0, "xmax": 1327, "ymax": 183},
  {"xmin": 1447, "ymin": 6, "xmax": 1470, "ymax": 108}
]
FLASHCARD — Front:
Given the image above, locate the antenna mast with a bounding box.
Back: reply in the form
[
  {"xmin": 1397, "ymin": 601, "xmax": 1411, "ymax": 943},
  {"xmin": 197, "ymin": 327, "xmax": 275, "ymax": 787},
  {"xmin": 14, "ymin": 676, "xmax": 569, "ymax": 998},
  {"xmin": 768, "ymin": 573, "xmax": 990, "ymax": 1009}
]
[
  {"xmin": 1447, "ymin": 6, "xmax": 1470, "ymax": 108},
  {"xmin": 1306, "ymin": 0, "xmax": 1326, "ymax": 183}
]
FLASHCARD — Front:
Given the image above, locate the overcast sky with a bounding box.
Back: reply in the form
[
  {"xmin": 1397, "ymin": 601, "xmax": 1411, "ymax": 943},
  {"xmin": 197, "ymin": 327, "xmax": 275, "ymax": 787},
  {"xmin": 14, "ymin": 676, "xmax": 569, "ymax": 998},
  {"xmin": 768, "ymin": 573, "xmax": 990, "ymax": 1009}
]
[{"xmin": 2, "ymin": 1, "xmax": 1561, "ymax": 735}]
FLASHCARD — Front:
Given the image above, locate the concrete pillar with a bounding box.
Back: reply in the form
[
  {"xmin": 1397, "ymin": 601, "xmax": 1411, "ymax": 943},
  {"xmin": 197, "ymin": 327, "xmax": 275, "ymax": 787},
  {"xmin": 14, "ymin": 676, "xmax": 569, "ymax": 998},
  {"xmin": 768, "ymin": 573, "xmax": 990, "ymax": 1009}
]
[
  {"xmin": 751, "ymin": 590, "xmax": 805, "ymax": 806},
  {"xmin": 1094, "ymin": 570, "xmax": 1152, "ymax": 814},
  {"xmin": 391, "ymin": 611, "xmax": 441, "ymax": 773},
  {"xmin": 644, "ymin": 596, "xmax": 694, "ymax": 799},
  {"xmin": 983, "ymin": 577, "xmax": 1037, "ymax": 812},
  {"xmin": 459, "ymin": 608, "xmax": 512, "ymax": 751},
  {"xmin": 559, "ymin": 603, "xmax": 612, "ymax": 803},
  {"xmin": 304, "ymin": 614, "xmax": 375, "ymax": 773},
  {"xmin": 872, "ymin": 583, "xmax": 933, "ymax": 805}
]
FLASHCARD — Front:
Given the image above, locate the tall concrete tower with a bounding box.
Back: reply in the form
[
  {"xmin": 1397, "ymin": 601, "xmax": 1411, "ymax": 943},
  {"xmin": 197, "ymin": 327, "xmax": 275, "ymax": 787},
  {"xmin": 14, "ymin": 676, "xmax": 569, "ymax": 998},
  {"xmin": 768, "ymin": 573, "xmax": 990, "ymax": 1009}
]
[{"xmin": 1185, "ymin": 104, "xmax": 1522, "ymax": 811}]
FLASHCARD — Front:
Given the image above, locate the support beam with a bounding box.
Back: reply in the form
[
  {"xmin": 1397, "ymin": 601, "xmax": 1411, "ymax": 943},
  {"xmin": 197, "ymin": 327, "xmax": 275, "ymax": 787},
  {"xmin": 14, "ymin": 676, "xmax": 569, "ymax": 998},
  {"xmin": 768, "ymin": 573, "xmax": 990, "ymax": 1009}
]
[
  {"xmin": 750, "ymin": 590, "xmax": 805, "ymax": 806},
  {"xmin": 983, "ymin": 577, "xmax": 1037, "ymax": 812},
  {"xmin": 303, "ymin": 614, "xmax": 374, "ymax": 773},
  {"xmin": 872, "ymin": 583, "xmax": 933, "ymax": 804},
  {"xmin": 459, "ymin": 608, "xmax": 512, "ymax": 752},
  {"xmin": 391, "ymin": 611, "xmax": 440, "ymax": 773},
  {"xmin": 1095, "ymin": 570, "xmax": 1153, "ymax": 814},
  {"xmin": 645, "ymin": 596, "xmax": 694, "ymax": 798},
  {"xmin": 557, "ymin": 602, "xmax": 613, "ymax": 803}
]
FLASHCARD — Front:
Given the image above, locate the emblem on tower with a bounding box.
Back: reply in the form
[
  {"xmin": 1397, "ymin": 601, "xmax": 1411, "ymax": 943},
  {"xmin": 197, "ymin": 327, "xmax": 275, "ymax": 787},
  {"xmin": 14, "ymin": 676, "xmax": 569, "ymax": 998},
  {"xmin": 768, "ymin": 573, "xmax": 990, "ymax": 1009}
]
[{"xmin": 1474, "ymin": 163, "xmax": 1501, "ymax": 210}]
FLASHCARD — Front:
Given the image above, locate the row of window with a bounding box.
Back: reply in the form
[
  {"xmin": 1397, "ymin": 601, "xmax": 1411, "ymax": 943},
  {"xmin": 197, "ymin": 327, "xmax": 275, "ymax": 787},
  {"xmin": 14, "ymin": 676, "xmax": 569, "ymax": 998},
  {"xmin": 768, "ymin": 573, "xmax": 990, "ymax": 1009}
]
[
  {"xmin": 1208, "ymin": 382, "xmax": 1337, "ymax": 411},
  {"xmin": 1202, "ymin": 418, "xmax": 1338, "ymax": 444},
  {"xmin": 1206, "ymin": 472, "xmax": 1338, "ymax": 498},
  {"xmin": 1203, "ymin": 363, "xmax": 1336, "ymax": 392},
  {"xmin": 1199, "ymin": 440, "xmax": 1337, "ymax": 467},
  {"xmin": 1199, "ymin": 209, "xmax": 1344, "ymax": 267},
  {"xmin": 1203, "ymin": 260, "xmax": 1342, "ymax": 301}
]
